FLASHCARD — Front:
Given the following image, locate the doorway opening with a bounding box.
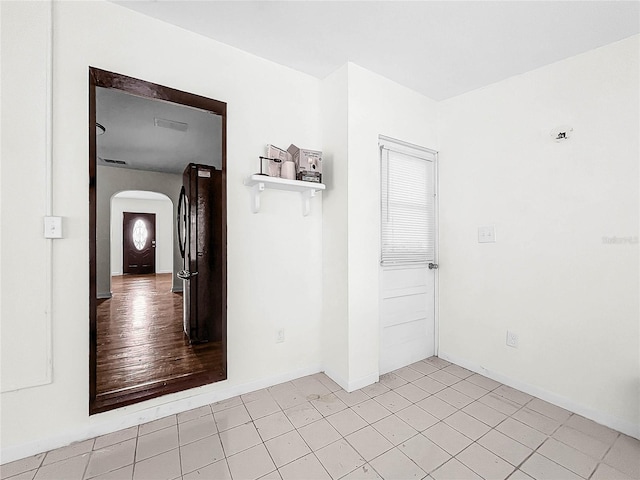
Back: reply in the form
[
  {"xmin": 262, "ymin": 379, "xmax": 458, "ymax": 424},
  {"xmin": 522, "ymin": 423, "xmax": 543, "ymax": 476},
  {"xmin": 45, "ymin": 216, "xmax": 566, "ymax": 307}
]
[
  {"xmin": 89, "ymin": 68, "xmax": 227, "ymax": 414},
  {"xmin": 111, "ymin": 191, "xmax": 172, "ymax": 280}
]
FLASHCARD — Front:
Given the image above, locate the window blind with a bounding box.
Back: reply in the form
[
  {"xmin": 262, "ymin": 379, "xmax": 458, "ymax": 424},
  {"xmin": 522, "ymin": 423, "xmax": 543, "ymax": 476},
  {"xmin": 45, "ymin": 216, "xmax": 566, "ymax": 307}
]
[{"xmin": 380, "ymin": 138, "xmax": 436, "ymax": 266}]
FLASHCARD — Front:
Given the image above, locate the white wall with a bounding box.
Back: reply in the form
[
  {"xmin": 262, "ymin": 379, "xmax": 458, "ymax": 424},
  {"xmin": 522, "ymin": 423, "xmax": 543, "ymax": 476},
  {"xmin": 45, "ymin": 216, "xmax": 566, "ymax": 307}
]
[
  {"xmin": 0, "ymin": 0, "xmax": 52, "ymax": 394},
  {"xmin": 321, "ymin": 63, "xmax": 439, "ymax": 391},
  {"xmin": 1, "ymin": 0, "xmax": 322, "ymax": 461},
  {"xmin": 347, "ymin": 65, "xmax": 439, "ymax": 389},
  {"xmin": 438, "ymin": 36, "xmax": 639, "ymax": 437},
  {"xmin": 110, "ymin": 195, "xmax": 174, "ymax": 276},
  {"xmin": 321, "ymin": 64, "xmax": 350, "ymax": 386}
]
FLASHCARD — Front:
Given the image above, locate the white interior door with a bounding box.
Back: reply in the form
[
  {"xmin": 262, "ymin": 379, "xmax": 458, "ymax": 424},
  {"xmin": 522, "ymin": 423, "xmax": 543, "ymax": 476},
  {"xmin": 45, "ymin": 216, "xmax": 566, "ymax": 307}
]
[
  {"xmin": 379, "ymin": 137, "xmax": 437, "ymax": 374},
  {"xmin": 380, "ymin": 264, "xmax": 435, "ymax": 373}
]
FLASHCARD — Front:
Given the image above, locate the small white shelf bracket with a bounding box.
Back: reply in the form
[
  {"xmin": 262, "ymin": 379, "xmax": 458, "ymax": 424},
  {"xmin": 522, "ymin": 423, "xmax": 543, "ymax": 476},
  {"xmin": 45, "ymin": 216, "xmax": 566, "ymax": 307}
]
[
  {"xmin": 250, "ymin": 181, "xmax": 265, "ymax": 214},
  {"xmin": 301, "ymin": 189, "xmax": 315, "ymax": 216},
  {"xmin": 244, "ymin": 174, "xmax": 325, "ymax": 216}
]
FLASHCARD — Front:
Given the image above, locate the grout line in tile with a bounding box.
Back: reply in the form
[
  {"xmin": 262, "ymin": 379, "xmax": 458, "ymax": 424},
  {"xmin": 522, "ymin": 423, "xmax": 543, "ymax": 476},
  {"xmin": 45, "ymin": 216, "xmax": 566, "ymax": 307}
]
[
  {"xmin": 176, "ymin": 428, "xmax": 184, "ymax": 479},
  {"xmin": 17, "ymin": 358, "xmax": 638, "ymax": 480},
  {"xmin": 584, "ymin": 428, "xmax": 620, "ymax": 480},
  {"xmin": 80, "ymin": 449, "xmax": 91, "ymax": 480},
  {"xmin": 259, "ymin": 420, "xmax": 284, "ymax": 476},
  {"xmin": 509, "ymin": 418, "xmax": 582, "ymax": 480},
  {"xmin": 131, "ymin": 423, "xmax": 141, "ymax": 476}
]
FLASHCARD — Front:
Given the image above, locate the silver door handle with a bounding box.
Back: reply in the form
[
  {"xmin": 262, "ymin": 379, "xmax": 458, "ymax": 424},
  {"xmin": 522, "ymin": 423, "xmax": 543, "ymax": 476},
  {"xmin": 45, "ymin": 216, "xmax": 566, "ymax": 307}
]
[
  {"xmin": 428, "ymin": 263, "xmax": 439, "ymax": 270},
  {"xmin": 177, "ymin": 270, "xmax": 199, "ymax": 279}
]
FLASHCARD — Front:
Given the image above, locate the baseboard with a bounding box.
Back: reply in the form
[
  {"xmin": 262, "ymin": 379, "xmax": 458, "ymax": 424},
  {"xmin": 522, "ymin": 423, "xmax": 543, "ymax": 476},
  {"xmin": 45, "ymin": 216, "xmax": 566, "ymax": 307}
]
[
  {"xmin": 322, "ymin": 368, "xmax": 349, "ymax": 391},
  {"xmin": 380, "ymin": 346, "xmax": 434, "ymax": 376},
  {"xmin": 323, "ymin": 368, "xmax": 379, "ymax": 393},
  {"xmin": 97, "ymin": 292, "xmax": 112, "ymax": 299},
  {"xmin": 438, "ymin": 351, "xmax": 640, "ymax": 440},
  {"xmin": 0, "ymin": 363, "xmax": 323, "ymax": 465},
  {"xmin": 171, "ymin": 286, "xmax": 183, "ymax": 293},
  {"xmin": 348, "ymin": 372, "xmax": 379, "ymax": 392}
]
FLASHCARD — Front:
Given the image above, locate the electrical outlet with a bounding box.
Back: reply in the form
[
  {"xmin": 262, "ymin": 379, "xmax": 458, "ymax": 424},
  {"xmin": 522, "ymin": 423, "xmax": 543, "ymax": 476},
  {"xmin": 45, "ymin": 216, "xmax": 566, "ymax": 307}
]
[
  {"xmin": 276, "ymin": 328, "xmax": 285, "ymax": 343},
  {"xmin": 506, "ymin": 330, "xmax": 519, "ymax": 348},
  {"xmin": 478, "ymin": 225, "xmax": 496, "ymax": 243}
]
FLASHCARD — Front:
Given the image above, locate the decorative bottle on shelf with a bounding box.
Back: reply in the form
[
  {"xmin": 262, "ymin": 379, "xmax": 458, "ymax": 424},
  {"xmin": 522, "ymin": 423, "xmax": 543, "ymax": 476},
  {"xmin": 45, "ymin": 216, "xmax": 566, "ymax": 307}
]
[{"xmin": 281, "ymin": 160, "xmax": 296, "ymax": 180}]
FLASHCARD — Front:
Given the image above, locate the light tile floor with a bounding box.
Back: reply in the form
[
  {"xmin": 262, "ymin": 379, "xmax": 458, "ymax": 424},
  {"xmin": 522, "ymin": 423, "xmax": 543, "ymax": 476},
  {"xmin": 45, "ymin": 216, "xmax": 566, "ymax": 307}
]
[{"xmin": 2, "ymin": 357, "xmax": 639, "ymax": 480}]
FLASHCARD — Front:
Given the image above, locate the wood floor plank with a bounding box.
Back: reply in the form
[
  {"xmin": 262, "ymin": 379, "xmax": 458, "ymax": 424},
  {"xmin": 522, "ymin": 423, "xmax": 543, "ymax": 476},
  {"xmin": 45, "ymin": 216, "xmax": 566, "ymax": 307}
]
[{"xmin": 96, "ymin": 273, "xmax": 223, "ymax": 396}]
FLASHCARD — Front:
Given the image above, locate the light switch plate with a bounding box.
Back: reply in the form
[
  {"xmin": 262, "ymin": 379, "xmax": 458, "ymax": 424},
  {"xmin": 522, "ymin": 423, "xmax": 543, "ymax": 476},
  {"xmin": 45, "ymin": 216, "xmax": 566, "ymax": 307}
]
[
  {"xmin": 478, "ymin": 225, "xmax": 495, "ymax": 243},
  {"xmin": 44, "ymin": 216, "xmax": 63, "ymax": 239}
]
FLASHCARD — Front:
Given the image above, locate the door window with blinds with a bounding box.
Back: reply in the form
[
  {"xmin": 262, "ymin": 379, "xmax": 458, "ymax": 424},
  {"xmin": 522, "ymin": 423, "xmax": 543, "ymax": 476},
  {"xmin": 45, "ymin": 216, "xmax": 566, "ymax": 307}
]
[{"xmin": 380, "ymin": 137, "xmax": 437, "ymax": 266}]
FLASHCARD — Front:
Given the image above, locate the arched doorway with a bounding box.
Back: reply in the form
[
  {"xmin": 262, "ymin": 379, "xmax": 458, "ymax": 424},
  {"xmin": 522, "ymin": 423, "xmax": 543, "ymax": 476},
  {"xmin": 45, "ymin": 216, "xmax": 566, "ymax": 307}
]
[{"xmin": 110, "ymin": 190, "xmax": 174, "ymax": 285}]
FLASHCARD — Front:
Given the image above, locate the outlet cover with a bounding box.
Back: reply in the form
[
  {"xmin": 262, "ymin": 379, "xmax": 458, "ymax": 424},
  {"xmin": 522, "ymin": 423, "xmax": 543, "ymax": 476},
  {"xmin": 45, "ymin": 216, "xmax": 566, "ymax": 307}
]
[
  {"xmin": 506, "ymin": 330, "xmax": 519, "ymax": 348},
  {"xmin": 276, "ymin": 328, "xmax": 285, "ymax": 343},
  {"xmin": 478, "ymin": 225, "xmax": 496, "ymax": 243}
]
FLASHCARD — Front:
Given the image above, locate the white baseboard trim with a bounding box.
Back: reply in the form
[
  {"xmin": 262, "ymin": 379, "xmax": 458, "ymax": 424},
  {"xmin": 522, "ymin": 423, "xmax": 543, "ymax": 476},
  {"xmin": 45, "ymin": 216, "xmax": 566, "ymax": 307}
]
[
  {"xmin": 348, "ymin": 372, "xmax": 379, "ymax": 392},
  {"xmin": 323, "ymin": 368, "xmax": 379, "ymax": 393},
  {"xmin": 0, "ymin": 363, "xmax": 323, "ymax": 465},
  {"xmin": 380, "ymin": 347, "xmax": 435, "ymax": 376},
  {"xmin": 97, "ymin": 292, "xmax": 112, "ymax": 299},
  {"xmin": 438, "ymin": 351, "xmax": 640, "ymax": 440},
  {"xmin": 322, "ymin": 368, "xmax": 349, "ymax": 391}
]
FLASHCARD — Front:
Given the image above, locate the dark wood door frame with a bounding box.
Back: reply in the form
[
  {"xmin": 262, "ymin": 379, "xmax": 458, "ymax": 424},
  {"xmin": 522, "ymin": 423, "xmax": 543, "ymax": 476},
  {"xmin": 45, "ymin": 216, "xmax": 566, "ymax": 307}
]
[{"xmin": 89, "ymin": 67, "xmax": 227, "ymax": 414}]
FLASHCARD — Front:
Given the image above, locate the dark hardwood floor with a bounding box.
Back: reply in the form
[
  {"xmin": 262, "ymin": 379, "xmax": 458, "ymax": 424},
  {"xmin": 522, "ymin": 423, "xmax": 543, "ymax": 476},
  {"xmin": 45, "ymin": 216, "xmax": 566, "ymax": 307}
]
[{"xmin": 96, "ymin": 274, "xmax": 223, "ymax": 400}]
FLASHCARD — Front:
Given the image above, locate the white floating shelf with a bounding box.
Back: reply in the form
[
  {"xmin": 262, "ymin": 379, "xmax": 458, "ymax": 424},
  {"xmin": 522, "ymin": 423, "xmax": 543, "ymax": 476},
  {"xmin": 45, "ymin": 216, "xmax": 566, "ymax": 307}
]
[{"xmin": 244, "ymin": 174, "xmax": 326, "ymax": 216}]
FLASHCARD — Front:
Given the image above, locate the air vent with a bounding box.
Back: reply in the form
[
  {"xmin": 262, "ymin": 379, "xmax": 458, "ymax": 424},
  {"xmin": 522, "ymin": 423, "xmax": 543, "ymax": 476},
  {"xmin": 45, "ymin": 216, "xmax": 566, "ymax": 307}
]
[
  {"xmin": 103, "ymin": 158, "xmax": 127, "ymax": 165},
  {"xmin": 154, "ymin": 117, "xmax": 188, "ymax": 132}
]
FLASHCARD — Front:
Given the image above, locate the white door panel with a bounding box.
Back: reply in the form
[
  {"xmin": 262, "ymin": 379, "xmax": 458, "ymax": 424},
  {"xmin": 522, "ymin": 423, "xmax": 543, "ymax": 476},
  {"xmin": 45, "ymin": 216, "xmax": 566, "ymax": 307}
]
[
  {"xmin": 381, "ymin": 294, "xmax": 429, "ymax": 326},
  {"xmin": 380, "ymin": 265, "xmax": 435, "ymax": 374},
  {"xmin": 381, "ymin": 309, "xmax": 427, "ymax": 329},
  {"xmin": 382, "ymin": 318, "xmax": 429, "ymax": 346},
  {"xmin": 379, "ymin": 137, "xmax": 437, "ymax": 375},
  {"xmin": 383, "ymin": 266, "xmax": 429, "ymax": 289}
]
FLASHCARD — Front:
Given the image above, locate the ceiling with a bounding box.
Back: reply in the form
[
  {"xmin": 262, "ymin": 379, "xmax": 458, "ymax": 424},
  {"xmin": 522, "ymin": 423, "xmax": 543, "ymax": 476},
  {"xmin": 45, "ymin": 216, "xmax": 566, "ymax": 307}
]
[
  {"xmin": 96, "ymin": 87, "xmax": 222, "ymax": 174},
  {"xmin": 114, "ymin": 1, "xmax": 639, "ymax": 101}
]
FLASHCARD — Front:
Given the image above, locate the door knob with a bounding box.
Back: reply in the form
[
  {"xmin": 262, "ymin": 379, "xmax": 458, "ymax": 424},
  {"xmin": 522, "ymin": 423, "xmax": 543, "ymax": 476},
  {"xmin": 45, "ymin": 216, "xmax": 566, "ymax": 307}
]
[
  {"xmin": 428, "ymin": 263, "xmax": 439, "ymax": 270},
  {"xmin": 177, "ymin": 270, "xmax": 199, "ymax": 279}
]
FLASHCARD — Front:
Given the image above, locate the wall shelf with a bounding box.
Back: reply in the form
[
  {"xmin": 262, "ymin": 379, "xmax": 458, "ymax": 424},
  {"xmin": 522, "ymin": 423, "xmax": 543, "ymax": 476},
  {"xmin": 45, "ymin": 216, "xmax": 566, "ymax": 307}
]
[{"xmin": 243, "ymin": 174, "xmax": 326, "ymax": 216}]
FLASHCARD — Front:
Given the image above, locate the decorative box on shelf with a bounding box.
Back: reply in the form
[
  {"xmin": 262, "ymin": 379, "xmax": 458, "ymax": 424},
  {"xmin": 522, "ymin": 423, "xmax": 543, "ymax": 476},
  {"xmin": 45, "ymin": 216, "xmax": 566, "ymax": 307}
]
[{"xmin": 243, "ymin": 174, "xmax": 325, "ymax": 216}]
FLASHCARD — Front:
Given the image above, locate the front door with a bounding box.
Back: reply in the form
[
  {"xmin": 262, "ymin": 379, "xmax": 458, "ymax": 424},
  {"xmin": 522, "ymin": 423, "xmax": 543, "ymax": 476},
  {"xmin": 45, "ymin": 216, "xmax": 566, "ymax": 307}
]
[{"xmin": 123, "ymin": 212, "xmax": 156, "ymax": 275}]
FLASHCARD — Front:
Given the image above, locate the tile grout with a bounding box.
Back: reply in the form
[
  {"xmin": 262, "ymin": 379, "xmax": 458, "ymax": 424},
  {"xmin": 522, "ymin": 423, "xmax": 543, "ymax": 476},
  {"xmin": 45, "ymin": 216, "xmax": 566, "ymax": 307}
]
[{"xmin": 4, "ymin": 358, "xmax": 635, "ymax": 480}]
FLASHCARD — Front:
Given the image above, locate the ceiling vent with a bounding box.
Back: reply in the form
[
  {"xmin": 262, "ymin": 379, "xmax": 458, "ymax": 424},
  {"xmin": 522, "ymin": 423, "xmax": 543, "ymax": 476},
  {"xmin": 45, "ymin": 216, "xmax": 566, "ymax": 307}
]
[{"xmin": 154, "ymin": 117, "xmax": 188, "ymax": 132}]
